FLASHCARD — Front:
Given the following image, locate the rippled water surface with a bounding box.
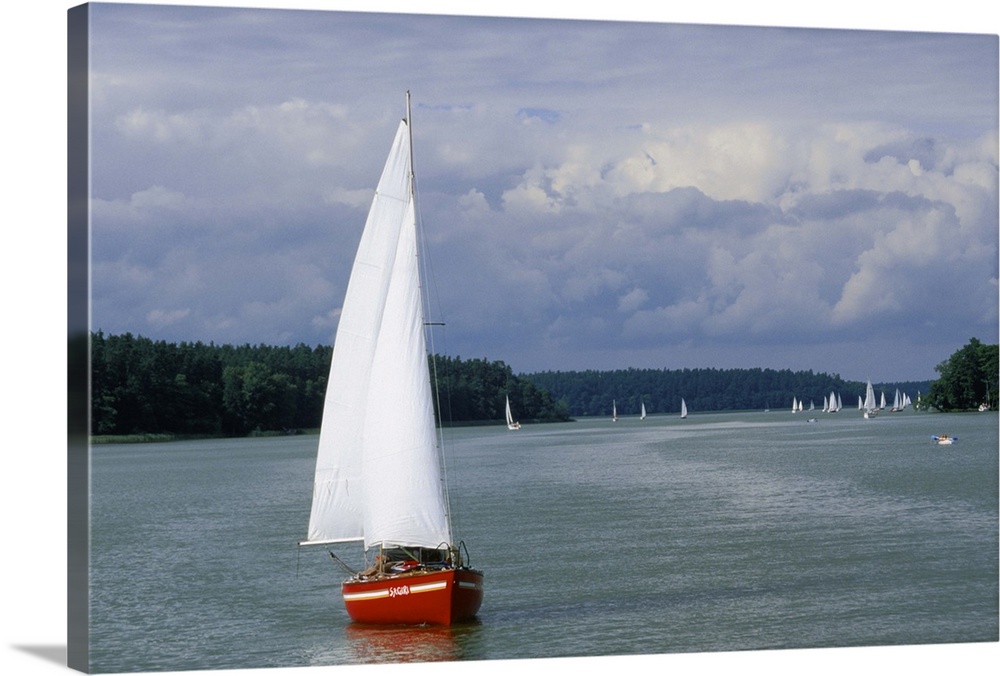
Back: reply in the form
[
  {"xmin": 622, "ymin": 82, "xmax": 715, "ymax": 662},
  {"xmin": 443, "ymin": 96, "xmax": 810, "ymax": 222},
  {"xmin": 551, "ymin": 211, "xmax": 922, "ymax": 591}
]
[{"xmin": 89, "ymin": 410, "xmax": 998, "ymax": 672}]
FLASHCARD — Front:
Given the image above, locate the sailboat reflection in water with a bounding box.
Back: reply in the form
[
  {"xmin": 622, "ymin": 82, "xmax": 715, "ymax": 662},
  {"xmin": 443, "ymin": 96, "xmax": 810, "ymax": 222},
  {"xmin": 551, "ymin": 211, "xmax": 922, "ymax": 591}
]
[{"xmin": 299, "ymin": 92, "xmax": 483, "ymax": 626}]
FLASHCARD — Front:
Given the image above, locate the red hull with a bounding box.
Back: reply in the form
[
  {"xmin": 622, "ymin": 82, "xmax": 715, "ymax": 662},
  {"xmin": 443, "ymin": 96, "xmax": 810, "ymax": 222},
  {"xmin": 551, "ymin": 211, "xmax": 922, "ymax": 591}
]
[{"xmin": 342, "ymin": 568, "xmax": 483, "ymax": 625}]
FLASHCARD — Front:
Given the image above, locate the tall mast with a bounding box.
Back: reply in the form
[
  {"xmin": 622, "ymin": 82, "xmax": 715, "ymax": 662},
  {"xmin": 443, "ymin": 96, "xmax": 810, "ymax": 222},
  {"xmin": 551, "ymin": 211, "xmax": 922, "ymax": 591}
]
[{"xmin": 406, "ymin": 90, "xmax": 415, "ymax": 198}]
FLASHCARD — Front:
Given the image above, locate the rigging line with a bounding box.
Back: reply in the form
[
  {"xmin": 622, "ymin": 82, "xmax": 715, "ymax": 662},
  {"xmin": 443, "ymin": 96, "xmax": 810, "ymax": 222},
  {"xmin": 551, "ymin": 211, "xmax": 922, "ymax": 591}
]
[{"xmin": 328, "ymin": 550, "xmax": 358, "ymax": 576}]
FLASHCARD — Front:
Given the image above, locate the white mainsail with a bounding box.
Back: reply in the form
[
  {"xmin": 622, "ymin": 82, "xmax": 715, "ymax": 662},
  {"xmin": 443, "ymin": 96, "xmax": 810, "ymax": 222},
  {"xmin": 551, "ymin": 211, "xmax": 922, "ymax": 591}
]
[
  {"xmin": 640, "ymin": 402, "xmax": 647, "ymax": 420},
  {"xmin": 680, "ymin": 398, "xmax": 688, "ymax": 419},
  {"xmin": 303, "ymin": 114, "xmax": 451, "ymax": 551}
]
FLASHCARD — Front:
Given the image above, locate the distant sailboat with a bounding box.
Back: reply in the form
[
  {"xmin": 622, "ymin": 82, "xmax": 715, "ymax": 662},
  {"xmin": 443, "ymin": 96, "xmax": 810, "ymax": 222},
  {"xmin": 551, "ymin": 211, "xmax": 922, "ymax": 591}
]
[
  {"xmin": 640, "ymin": 401, "xmax": 647, "ymax": 420},
  {"xmin": 863, "ymin": 378, "xmax": 878, "ymax": 419},
  {"xmin": 612, "ymin": 400, "xmax": 618, "ymax": 422},
  {"xmin": 506, "ymin": 395, "xmax": 521, "ymax": 430},
  {"xmin": 890, "ymin": 389, "xmax": 904, "ymax": 413},
  {"xmin": 300, "ymin": 93, "xmax": 483, "ymax": 625},
  {"xmin": 680, "ymin": 398, "xmax": 688, "ymax": 419}
]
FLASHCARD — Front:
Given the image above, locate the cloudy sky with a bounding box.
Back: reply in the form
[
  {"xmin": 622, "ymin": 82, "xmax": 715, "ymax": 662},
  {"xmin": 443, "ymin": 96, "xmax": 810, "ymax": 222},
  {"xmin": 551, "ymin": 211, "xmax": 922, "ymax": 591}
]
[{"xmin": 83, "ymin": 1, "xmax": 998, "ymax": 382}]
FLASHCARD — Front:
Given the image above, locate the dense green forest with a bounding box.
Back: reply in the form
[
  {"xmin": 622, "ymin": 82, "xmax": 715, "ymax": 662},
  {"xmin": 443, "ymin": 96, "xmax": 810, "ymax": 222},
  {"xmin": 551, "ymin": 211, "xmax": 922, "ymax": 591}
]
[
  {"xmin": 523, "ymin": 367, "xmax": 931, "ymax": 417},
  {"xmin": 925, "ymin": 338, "xmax": 998, "ymax": 412},
  {"xmin": 86, "ymin": 332, "xmax": 994, "ymax": 438},
  {"xmin": 88, "ymin": 332, "xmax": 568, "ymax": 437}
]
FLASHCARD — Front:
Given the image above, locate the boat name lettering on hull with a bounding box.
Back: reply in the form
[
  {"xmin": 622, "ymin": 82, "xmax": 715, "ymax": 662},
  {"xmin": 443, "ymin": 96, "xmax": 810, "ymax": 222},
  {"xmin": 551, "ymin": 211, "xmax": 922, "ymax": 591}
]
[{"xmin": 388, "ymin": 585, "xmax": 410, "ymax": 598}]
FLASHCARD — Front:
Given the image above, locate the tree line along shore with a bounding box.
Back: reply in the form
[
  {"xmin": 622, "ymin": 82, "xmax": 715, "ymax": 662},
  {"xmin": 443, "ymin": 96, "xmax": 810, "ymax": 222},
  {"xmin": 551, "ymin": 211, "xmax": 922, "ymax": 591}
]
[{"xmin": 80, "ymin": 332, "xmax": 995, "ymax": 441}]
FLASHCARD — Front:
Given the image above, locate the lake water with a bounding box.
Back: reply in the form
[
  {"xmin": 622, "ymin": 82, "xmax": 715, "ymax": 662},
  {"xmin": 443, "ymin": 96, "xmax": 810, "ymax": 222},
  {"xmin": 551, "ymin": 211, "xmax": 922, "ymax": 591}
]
[{"xmin": 88, "ymin": 410, "xmax": 998, "ymax": 673}]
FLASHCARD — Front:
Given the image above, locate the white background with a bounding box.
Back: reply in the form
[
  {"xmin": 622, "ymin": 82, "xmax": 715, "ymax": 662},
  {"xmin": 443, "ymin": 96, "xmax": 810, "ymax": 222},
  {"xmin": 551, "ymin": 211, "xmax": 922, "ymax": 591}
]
[{"xmin": 2, "ymin": 2, "xmax": 997, "ymax": 675}]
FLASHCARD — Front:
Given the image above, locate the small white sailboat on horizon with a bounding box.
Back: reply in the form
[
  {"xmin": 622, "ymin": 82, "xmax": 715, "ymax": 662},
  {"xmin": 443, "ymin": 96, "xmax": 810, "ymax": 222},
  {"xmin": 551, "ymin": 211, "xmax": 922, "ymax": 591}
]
[
  {"xmin": 505, "ymin": 395, "xmax": 521, "ymax": 430},
  {"xmin": 863, "ymin": 378, "xmax": 878, "ymax": 419},
  {"xmin": 640, "ymin": 401, "xmax": 647, "ymax": 420},
  {"xmin": 890, "ymin": 388, "xmax": 905, "ymax": 413},
  {"xmin": 680, "ymin": 398, "xmax": 688, "ymax": 419}
]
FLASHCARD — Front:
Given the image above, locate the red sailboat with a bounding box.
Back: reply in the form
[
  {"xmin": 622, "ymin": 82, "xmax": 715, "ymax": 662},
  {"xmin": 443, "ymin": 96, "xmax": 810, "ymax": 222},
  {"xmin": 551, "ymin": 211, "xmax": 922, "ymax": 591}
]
[
  {"xmin": 342, "ymin": 562, "xmax": 484, "ymax": 625},
  {"xmin": 299, "ymin": 92, "xmax": 483, "ymax": 625}
]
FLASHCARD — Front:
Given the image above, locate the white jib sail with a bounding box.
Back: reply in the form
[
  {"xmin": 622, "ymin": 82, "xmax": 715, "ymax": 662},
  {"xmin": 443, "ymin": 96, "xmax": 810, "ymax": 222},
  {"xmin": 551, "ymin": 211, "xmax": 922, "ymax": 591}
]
[{"xmin": 304, "ymin": 118, "xmax": 450, "ymax": 550}]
